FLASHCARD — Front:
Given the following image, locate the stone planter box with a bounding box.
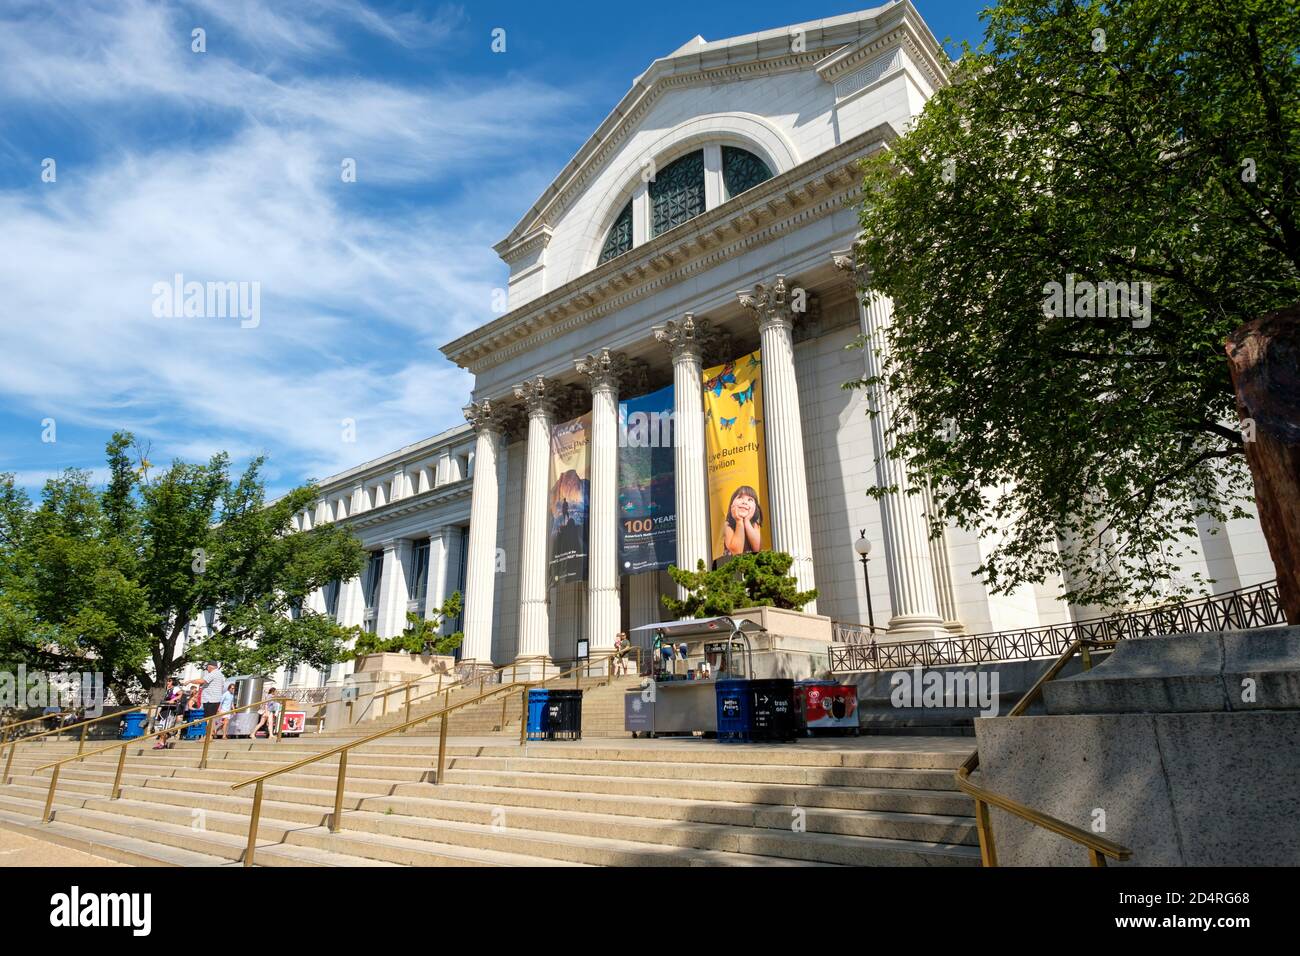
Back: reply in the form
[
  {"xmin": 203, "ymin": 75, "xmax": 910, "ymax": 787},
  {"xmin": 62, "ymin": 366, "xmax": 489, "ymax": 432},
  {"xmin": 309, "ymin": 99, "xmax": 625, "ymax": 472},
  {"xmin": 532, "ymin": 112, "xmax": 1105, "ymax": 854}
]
[
  {"xmin": 353, "ymin": 652, "xmax": 456, "ymax": 678},
  {"xmin": 730, "ymin": 606, "xmax": 833, "ymax": 644}
]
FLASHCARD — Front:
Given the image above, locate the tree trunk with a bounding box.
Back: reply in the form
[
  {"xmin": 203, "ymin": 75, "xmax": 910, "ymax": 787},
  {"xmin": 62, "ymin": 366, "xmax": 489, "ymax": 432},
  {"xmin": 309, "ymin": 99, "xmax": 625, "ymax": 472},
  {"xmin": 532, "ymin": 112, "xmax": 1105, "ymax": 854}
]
[{"xmin": 1225, "ymin": 304, "xmax": 1300, "ymax": 624}]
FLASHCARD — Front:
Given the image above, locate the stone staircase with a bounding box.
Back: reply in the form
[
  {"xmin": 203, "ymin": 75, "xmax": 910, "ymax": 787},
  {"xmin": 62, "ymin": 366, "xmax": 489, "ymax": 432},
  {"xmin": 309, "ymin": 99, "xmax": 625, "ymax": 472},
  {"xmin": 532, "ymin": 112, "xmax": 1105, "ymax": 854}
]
[{"xmin": 0, "ymin": 735, "xmax": 980, "ymax": 867}]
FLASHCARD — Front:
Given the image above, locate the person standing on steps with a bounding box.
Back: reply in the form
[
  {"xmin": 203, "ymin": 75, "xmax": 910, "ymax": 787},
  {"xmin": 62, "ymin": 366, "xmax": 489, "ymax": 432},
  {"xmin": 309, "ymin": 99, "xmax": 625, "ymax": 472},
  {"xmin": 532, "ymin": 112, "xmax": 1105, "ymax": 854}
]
[{"xmin": 190, "ymin": 661, "xmax": 226, "ymax": 724}]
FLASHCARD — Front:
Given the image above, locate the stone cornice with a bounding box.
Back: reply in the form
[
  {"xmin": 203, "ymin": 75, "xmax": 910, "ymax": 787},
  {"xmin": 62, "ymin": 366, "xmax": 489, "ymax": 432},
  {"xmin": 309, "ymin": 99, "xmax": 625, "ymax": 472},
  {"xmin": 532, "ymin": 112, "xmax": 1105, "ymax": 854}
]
[
  {"xmin": 813, "ymin": 7, "xmax": 950, "ymax": 91},
  {"xmin": 497, "ymin": 227, "xmax": 553, "ymax": 266},
  {"xmin": 445, "ymin": 124, "xmax": 897, "ymax": 379},
  {"xmin": 342, "ymin": 481, "xmax": 473, "ymax": 532},
  {"xmin": 494, "ymin": 3, "xmax": 938, "ymax": 258}
]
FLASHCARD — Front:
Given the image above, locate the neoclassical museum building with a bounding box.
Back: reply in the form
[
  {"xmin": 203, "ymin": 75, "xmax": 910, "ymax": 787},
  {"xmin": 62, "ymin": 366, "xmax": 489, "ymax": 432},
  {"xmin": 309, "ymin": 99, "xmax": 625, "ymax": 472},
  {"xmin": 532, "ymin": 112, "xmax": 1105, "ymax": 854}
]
[{"xmin": 254, "ymin": 2, "xmax": 1275, "ymax": 690}]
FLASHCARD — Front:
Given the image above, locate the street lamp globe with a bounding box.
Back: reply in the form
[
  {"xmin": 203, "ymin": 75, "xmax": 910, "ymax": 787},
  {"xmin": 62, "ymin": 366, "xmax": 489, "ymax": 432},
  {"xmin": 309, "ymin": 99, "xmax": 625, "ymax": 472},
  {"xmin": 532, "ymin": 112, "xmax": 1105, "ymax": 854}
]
[{"xmin": 853, "ymin": 530, "xmax": 871, "ymax": 558}]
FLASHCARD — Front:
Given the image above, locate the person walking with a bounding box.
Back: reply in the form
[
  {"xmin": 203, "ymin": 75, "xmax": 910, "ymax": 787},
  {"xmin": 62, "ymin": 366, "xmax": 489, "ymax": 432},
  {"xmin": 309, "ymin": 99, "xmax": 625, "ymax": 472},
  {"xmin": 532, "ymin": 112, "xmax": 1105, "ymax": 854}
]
[
  {"xmin": 250, "ymin": 689, "xmax": 280, "ymax": 741},
  {"xmin": 212, "ymin": 682, "xmax": 237, "ymax": 739}
]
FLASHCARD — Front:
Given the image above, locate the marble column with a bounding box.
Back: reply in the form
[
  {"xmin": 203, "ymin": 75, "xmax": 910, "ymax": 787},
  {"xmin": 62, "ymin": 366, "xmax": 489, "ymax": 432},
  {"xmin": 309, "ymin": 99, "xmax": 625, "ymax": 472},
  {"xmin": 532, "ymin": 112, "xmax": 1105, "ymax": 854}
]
[
  {"xmin": 653, "ymin": 314, "xmax": 713, "ymax": 596},
  {"xmin": 737, "ymin": 277, "xmax": 818, "ymax": 614},
  {"xmin": 832, "ymin": 253, "xmax": 945, "ymax": 639},
  {"xmin": 513, "ymin": 377, "xmax": 559, "ymax": 671},
  {"xmin": 460, "ymin": 400, "xmax": 506, "ymax": 666},
  {"xmin": 376, "ymin": 539, "xmax": 412, "ymax": 638},
  {"xmin": 629, "ymin": 571, "xmax": 663, "ymax": 630},
  {"xmin": 424, "ymin": 526, "xmax": 453, "ymax": 621},
  {"xmin": 576, "ymin": 349, "xmax": 625, "ymax": 664}
]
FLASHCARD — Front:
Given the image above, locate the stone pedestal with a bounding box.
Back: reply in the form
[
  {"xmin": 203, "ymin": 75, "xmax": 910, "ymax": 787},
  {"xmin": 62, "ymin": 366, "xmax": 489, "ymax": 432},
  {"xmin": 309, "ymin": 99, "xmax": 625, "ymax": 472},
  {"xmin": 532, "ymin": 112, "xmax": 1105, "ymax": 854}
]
[{"xmin": 971, "ymin": 626, "xmax": 1300, "ymax": 865}]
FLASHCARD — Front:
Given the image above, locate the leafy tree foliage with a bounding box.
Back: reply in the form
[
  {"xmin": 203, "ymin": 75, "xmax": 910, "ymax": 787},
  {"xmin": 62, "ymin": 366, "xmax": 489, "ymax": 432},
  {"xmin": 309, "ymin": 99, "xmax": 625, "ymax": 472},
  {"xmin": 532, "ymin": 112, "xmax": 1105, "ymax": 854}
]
[
  {"xmin": 662, "ymin": 552, "xmax": 818, "ymax": 618},
  {"xmin": 853, "ymin": 0, "xmax": 1300, "ymax": 608},
  {"xmin": 352, "ymin": 595, "xmax": 464, "ymax": 658},
  {"xmin": 0, "ymin": 433, "xmax": 366, "ymax": 702}
]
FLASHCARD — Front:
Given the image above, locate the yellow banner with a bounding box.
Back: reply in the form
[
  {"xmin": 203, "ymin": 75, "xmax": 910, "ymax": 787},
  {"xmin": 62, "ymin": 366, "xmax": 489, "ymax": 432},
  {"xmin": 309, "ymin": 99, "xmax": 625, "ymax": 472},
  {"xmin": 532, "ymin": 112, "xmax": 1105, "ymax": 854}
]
[{"xmin": 703, "ymin": 349, "xmax": 770, "ymax": 566}]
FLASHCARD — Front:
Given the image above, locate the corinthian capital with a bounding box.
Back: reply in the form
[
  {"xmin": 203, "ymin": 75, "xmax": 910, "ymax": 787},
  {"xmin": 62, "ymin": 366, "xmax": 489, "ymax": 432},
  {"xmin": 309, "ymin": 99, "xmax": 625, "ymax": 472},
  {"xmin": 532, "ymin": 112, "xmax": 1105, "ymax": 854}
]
[
  {"xmin": 463, "ymin": 399, "xmax": 505, "ymax": 435},
  {"xmin": 574, "ymin": 348, "xmax": 629, "ymax": 394},
  {"xmin": 831, "ymin": 247, "xmax": 873, "ymax": 289},
  {"xmin": 737, "ymin": 274, "xmax": 814, "ymax": 332},
  {"xmin": 513, "ymin": 376, "xmax": 561, "ymax": 420},
  {"xmin": 653, "ymin": 313, "xmax": 717, "ymax": 362}
]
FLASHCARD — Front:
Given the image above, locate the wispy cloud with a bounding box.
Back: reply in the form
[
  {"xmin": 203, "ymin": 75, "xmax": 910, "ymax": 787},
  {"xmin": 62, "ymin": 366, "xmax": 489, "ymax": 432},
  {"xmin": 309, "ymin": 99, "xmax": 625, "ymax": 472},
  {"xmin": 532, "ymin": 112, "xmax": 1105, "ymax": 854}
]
[{"xmin": 0, "ymin": 0, "xmax": 581, "ymax": 495}]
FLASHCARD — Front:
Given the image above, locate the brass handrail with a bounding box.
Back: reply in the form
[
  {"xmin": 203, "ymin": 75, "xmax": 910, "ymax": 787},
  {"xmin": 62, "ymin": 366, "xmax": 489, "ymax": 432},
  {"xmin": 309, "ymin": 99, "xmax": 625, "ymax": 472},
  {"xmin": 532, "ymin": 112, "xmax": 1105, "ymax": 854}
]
[
  {"xmin": 954, "ymin": 637, "xmax": 1132, "ymax": 866},
  {"xmin": 2, "ymin": 706, "xmax": 149, "ymax": 782},
  {"xmin": 367, "ymin": 655, "xmax": 552, "ymax": 727},
  {"xmin": 229, "ymin": 648, "xmax": 637, "ymax": 866},
  {"xmin": 22, "ymin": 695, "xmax": 293, "ymax": 825},
  {"xmin": 0, "ymin": 711, "xmax": 76, "ymax": 760}
]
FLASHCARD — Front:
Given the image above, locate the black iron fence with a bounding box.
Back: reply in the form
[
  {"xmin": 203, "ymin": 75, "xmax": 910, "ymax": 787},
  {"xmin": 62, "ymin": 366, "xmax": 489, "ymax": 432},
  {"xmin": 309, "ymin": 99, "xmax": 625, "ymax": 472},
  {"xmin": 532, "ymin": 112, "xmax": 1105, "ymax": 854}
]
[{"xmin": 829, "ymin": 580, "xmax": 1286, "ymax": 673}]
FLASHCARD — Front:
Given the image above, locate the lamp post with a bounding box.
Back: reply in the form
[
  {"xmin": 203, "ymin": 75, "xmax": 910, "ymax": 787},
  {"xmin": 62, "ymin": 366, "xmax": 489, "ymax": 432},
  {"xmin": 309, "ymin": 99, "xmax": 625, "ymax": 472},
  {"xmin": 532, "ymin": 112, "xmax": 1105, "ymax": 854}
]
[{"xmin": 853, "ymin": 529, "xmax": 876, "ymax": 632}]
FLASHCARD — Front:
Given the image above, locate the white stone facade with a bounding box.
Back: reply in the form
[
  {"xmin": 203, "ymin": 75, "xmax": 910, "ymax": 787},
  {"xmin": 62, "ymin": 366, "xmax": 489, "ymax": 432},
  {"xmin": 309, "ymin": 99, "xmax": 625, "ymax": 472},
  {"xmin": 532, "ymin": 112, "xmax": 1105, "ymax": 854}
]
[{"xmin": 269, "ymin": 2, "xmax": 1275, "ymax": 681}]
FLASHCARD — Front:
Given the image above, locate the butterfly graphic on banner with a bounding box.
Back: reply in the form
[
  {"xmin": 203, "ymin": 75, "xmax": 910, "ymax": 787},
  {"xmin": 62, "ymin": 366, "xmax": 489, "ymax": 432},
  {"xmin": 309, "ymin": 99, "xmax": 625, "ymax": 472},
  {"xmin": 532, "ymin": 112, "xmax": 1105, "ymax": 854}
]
[
  {"xmin": 720, "ymin": 416, "xmax": 737, "ymax": 430},
  {"xmin": 705, "ymin": 364, "xmax": 736, "ymax": 397},
  {"xmin": 732, "ymin": 382, "xmax": 755, "ymax": 407}
]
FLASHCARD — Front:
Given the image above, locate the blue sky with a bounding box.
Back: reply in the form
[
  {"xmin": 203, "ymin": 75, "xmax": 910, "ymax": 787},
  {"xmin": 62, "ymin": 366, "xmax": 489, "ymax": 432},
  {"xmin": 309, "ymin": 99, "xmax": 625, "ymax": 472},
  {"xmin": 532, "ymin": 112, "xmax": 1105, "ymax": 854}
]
[{"xmin": 0, "ymin": 0, "xmax": 989, "ymax": 499}]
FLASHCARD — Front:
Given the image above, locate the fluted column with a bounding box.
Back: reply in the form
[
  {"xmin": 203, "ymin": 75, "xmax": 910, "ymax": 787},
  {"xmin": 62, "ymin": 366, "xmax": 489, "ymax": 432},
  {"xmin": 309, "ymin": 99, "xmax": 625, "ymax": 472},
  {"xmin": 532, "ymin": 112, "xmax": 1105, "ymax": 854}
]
[
  {"xmin": 843, "ymin": 271, "xmax": 945, "ymax": 638},
  {"xmin": 576, "ymin": 350, "xmax": 625, "ymax": 664},
  {"xmin": 654, "ymin": 314, "xmax": 712, "ymax": 596},
  {"xmin": 461, "ymin": 401, "xmax": 505, "ymax": 666},
  {"xmin": 513, "ymin": 377, "xmax": 559, "ymax": 670},
  {"xmin": 737, "ymin": 277, "xmax": 818, "ymax": 613},
  {"xmin": 376, "ymin": 539, "xmax": 412, "ymax": 638}
]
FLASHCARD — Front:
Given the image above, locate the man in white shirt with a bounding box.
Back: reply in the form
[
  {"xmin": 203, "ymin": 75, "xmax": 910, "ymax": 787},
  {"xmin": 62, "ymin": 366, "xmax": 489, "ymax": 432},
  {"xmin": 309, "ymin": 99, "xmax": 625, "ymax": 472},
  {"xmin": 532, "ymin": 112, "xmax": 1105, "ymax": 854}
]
[{"xmin": 190, "ymin": 661, "xmax": 226, "ymax": 720}]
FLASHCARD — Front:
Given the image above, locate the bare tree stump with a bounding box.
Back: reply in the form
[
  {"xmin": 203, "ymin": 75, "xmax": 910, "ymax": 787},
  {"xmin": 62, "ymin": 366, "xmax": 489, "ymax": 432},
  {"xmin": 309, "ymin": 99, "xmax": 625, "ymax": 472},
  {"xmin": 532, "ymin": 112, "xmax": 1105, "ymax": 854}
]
[{"xmin": 1226, "ymin": 304, "xmax": 1300, "ymax": 625}]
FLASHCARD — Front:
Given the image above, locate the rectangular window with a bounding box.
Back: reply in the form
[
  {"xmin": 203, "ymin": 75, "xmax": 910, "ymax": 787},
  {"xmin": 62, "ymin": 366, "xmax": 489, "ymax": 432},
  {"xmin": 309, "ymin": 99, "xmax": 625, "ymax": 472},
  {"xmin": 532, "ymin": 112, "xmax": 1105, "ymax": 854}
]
[
  {"xmin": 324, "ymin": 580, "xmax": 341, "ymax": 619},
  {"xmin": 363, "ymin": 551, "xmax": 384, "ymax": 611},
  {"xmin": 409, "ymin": 539, "xmax": 430, "ymax": 605}
]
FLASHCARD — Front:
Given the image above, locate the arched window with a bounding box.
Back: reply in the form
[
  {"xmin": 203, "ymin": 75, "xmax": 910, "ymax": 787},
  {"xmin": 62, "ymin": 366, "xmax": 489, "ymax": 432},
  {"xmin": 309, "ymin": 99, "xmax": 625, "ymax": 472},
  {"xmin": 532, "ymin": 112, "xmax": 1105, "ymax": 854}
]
[
  {"xmin": 598, "ymin": 199, "xmax": 633, "ymax": 264},
  {"xmin": 650, "ymin": 150, "xmax": 705, "ymax": 238},
  {"xmin": 722, "ymin": 146, "xmax": 772, "ymax": 199}
]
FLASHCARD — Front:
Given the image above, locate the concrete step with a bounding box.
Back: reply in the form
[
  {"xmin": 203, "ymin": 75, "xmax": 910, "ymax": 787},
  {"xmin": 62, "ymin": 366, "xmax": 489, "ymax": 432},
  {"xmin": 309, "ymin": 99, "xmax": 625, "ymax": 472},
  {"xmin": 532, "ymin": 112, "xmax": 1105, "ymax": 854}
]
[
  {"xmin": 71, "ymin": 796, "xmax": 585, "ymax": 867},
  {"xmin": 0, "ymin": 806, "xmax": 232, "ymax": 867},
  {"xmin": 434, "ymin": 766, "xmax": 972, "ymax": 813},
  {"xmin": 439, "ymin": 755, "xmax": 961, "ymax": 790}
]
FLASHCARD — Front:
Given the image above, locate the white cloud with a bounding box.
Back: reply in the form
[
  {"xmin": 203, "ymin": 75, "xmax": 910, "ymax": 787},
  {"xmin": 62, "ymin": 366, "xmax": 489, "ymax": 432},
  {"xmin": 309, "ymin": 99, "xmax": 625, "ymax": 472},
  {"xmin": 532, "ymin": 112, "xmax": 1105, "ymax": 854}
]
[{"xmin": 0, "ymin": 0, "xmax": 579, "ymax": 496}]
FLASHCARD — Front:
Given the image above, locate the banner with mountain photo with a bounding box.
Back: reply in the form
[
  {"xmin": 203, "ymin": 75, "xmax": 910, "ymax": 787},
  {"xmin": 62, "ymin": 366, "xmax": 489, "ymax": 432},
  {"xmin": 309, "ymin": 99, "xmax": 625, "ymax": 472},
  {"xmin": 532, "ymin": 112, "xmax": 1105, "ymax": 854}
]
[
  {"xmin": 702, "ymin": 349, "xmax": 771, "ymax": 567},
  {"xmin": 617, "ymin": 383, "xmax": 677, "ymax": 574},
  {"xmin": 548, "ymin": 412, "xmax": 591, "ymax": 584}
]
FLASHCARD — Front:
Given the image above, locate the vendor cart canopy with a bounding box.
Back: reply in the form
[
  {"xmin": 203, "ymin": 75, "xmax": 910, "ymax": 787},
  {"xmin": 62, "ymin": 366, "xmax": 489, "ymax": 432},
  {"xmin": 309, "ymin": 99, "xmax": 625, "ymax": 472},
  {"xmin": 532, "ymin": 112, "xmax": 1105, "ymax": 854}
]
[{"xmin": 629, "ymin": 617, "xmax": 766, "ymax": 638}]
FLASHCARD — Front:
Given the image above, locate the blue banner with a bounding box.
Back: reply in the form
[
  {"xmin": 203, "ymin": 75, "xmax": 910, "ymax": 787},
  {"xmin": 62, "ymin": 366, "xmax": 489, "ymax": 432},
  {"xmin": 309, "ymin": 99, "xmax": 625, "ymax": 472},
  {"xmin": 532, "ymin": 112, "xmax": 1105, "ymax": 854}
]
[{"xmin": 618, "ymin": 384, "xmax": 677, "ymax": 574}]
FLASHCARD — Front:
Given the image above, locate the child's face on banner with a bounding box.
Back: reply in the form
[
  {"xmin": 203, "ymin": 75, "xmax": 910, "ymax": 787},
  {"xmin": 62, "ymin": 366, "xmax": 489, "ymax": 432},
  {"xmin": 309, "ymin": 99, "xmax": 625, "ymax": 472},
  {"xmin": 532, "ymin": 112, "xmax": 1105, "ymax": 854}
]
[{"xmin": 731, "ymin": 492, "xmax": 756, "ymax": 521}]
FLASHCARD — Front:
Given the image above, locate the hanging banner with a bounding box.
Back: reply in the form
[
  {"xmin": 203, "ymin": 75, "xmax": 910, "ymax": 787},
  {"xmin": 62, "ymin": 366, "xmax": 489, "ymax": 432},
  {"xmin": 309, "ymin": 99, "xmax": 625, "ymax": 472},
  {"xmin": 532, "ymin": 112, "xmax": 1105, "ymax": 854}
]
[
  {"xmin": 618, "ymin": 384, "xmax": 677, "ymax": 574},
  {"xmin": 548, "ymin": 412, "xmax": 590, "ymax": 584},
  {"xmin": 703, "ymin": 350, "xmax": 771, "ymax": 567}
]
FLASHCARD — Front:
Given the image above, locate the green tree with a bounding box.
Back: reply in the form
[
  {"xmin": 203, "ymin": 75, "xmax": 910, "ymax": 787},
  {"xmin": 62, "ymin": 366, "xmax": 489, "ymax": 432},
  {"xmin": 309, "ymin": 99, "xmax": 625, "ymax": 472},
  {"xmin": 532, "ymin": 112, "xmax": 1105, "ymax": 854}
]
[
  {"xmin": 0, "ymin": 432, "xmax": 367, "ymax": 702},
  {"xmin": 662, "ymin": 552, "xmax": 818, "ymax": 618},
  {"xmin": 352, "ymin": 593, "xmax": 465, "ymax": 659},
  {"xmin": 853, "ymin": 0, "xmax": 1300, "ymax": 608}
]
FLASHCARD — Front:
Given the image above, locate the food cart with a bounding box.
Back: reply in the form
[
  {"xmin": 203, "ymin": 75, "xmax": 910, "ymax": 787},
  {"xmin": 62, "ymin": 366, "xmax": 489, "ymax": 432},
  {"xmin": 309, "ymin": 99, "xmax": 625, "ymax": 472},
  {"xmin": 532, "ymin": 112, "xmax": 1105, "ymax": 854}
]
[{"xmin": 624, "ymin": 617, "xmax": 763, "ymax": 737}]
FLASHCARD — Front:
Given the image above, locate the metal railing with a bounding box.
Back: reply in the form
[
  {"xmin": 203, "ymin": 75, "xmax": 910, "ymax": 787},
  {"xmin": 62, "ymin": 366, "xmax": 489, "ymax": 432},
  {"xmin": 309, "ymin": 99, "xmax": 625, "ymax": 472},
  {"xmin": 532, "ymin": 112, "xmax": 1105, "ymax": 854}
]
[
  {"xmin": 230, "ymin": 648, "xmax": 640, "ymax": 866},
  {"xmin": 955, "ymin": 637, "xmax": 1132, "ymax": 866},
  {"xmin": 831, "ymin": 579, "xmax": 1283, "ymax": 673},
  {"xmin": 21, "ymin": 695, "xmax": 293, "ymax": 824},
  {"xmin": 0, "ymin": 711, "xmax": 75, "ymax": 762},
  {"xmin": 358, "ymin": 655, "xmax": 551, "ymax": 727},
  {"xmin": 2, "ymin": 706, "xmax": 151, "ymax": 783}
]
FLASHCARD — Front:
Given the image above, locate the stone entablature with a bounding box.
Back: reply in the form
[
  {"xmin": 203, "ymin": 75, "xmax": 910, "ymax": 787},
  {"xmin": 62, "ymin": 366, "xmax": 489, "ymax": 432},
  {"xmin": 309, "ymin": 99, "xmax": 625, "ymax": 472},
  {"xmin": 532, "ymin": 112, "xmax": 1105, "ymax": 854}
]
[{"xmin": 443, "ymin": 125, "xmax": 893, "ymax": 379}]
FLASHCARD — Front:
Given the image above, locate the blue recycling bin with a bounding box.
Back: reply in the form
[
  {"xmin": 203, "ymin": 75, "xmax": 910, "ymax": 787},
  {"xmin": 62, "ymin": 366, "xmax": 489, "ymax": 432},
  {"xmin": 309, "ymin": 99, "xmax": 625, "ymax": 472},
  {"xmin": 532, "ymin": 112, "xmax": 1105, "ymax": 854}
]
[
  {"xmin": 119, "ymin": 711, "xmax": 148, "ymax": 740},
  {"xmin": 183, "ymin": 708, "xmax": 208, "ymax": 740},
  {"xmin": 715, "ymin": 679, "xmax": 753, "ymax": 743},
  {"xmin": 526, "ymin": 689, "xmax": 550, "ymax": 741}
]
